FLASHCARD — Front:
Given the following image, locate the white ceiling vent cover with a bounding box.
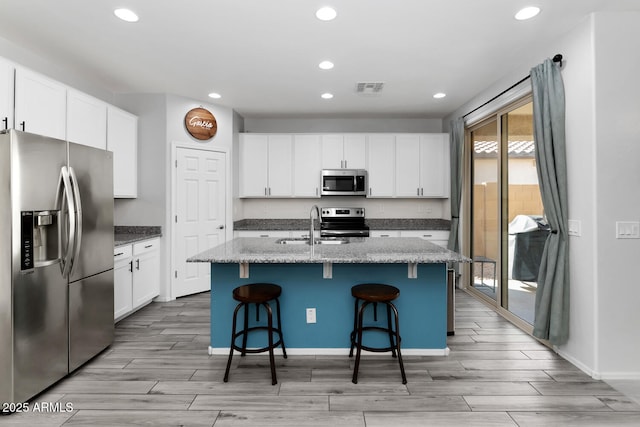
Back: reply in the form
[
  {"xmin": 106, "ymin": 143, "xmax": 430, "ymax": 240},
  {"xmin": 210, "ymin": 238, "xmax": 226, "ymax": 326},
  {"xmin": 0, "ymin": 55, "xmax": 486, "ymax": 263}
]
[{"xmin": 356, "ymin": 82, "xmax": 385, "ymax": 95}]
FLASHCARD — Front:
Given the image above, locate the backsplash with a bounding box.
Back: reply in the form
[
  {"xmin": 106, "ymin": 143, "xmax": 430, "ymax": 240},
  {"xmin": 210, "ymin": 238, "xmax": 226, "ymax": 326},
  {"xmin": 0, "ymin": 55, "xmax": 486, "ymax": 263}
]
[{"xmin": 236, "ymin": 197, "xmax": 449, "ymax": 220}]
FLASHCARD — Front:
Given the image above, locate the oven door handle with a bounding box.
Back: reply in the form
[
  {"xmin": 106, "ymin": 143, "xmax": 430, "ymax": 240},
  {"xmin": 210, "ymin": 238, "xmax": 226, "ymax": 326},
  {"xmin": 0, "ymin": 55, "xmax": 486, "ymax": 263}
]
[{"xmin": 321, "ymin": 229, "xmax": 370, "ymax": 237}]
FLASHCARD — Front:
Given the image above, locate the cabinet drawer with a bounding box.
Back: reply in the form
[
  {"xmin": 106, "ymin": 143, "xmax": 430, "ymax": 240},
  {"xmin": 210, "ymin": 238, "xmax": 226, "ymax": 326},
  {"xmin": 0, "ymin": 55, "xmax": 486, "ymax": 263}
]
[
  {"xmin": 370, "ymin": 230, "xmax": 400, "ymax": 238},
  {"xmin": 400, "ymin": 230, "xmax": 449, "ymax": 241},
  {"xmin": 133, "ymin": 238, "xmax": 160, "ymax": 256},
  {"xmin": 235, "ymin": 230, "xmax": 290, "ymax": 238},
  {"xmin": 113, "ymin": 245, "xmax": 132, "ymax": 263}
]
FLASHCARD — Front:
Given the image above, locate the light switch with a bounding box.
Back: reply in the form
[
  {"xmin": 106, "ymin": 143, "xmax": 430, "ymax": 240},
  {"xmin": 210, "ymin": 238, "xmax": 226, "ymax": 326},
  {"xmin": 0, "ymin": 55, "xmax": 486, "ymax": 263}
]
[
  {"xmin": 616, "ymin": 221, "xmax": 640, "ymax": 239},
  {"xmin": 568, "ymin": 219, "xmax": 581, "ymax": 237}
]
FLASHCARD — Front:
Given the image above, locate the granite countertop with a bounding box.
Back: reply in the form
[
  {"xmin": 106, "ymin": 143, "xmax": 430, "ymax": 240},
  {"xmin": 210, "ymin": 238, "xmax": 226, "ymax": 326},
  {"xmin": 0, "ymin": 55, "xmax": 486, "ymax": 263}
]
[
  {"xmin": 188, "ymin": 237, "xmax": 470, "ymax": 264},
  {"xmin": 233, "ymin": 218, "xmax": 451, "ymax": 231},
  {"xmin": 114, "ymin": 226, "xmax": 162, "ymax": 246}
]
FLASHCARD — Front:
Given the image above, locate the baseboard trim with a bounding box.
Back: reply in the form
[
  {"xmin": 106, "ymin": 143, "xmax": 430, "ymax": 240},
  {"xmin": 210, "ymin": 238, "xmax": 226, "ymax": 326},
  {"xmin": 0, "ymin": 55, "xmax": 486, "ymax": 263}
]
[{"xmin": 208, "ymin": 346, "xmax": 449, "ymax": 356}]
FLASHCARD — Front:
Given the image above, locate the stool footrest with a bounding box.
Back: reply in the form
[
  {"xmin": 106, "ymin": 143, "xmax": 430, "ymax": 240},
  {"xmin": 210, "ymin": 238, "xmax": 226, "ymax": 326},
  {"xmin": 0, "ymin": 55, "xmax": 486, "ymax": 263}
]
[
  {"xmin": 231, "ymin": 326, "xmax": 286, "ymax": 355},
  {"xmin": 350, "ymin": 326, "xmax": 401, "ymax": 354}
]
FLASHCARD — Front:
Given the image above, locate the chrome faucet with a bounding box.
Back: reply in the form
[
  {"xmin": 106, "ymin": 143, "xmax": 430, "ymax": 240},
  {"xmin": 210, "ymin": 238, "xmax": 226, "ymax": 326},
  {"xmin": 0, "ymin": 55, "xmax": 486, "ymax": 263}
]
[{"xmin": 309, "ymin": 205, "xmax": 320, "ymax": 246}]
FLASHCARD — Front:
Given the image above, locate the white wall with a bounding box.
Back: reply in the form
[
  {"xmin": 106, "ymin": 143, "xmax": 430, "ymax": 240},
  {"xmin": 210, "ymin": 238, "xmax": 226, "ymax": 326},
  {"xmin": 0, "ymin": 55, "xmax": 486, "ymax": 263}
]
[
  {"xmin": 444, "ymin": 11, "xmax": 640, "ymax": 379},
  {"xmin": 0, "ymin": 36, "xmax": 113, "ymax": 103},
  {"xmin": 115, "ymin": 93, "xmax": 236, "ymax": 301},
  {"xmin": 592, "ymin": 12, "xmax": 640, "ymax": 378},
  {"xmin": 241, "ymin": 198, "xmax": 447, "ymax": 220}
]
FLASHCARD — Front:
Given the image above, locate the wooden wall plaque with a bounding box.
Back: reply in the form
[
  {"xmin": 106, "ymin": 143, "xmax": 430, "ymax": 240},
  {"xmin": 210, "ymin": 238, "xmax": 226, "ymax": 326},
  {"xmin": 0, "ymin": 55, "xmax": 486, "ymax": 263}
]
[{"xmin": 185, "ymin": 107, "xmax": 217, "ymax": 140}]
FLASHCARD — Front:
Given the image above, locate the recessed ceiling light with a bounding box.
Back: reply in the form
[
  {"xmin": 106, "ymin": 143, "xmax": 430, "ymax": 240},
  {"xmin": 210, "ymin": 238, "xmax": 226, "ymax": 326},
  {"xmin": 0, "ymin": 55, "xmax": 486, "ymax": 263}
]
[
  {"xmin": 319, "ymin": 61, "xmax": 334, "ymax": 70},
  {"xmin": 114, "ymin": 8, "xmax": 139, "ymax": 23},
  {"xmin": 208, "ymin": 92, "xmax": 222, "ymax": 99},
  {"xmin": 316, "ymin": 7, "xmax": 337, "ymax": 21},
  {"xmin": 433, "ymin": 92, "xmax": 447, "ymax": 99},
  {"xmin": 515, "ymin": 6, "xmax": 540, "ymax": 20},
  {"xmin": 321, "ymin": 93, "xmax": 334, "ymax": 99}
]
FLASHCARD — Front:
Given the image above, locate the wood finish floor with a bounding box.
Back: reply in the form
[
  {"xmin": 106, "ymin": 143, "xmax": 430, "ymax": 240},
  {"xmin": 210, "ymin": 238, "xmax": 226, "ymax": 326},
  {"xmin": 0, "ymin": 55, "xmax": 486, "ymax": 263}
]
[{"xmin": 4, "ymin": 290, "xmax": 640, "ymax": 426}]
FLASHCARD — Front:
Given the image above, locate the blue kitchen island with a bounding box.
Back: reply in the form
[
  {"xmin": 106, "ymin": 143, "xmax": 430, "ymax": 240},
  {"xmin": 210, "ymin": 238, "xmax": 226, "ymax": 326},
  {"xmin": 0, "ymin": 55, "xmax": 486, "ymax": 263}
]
[{"xmin": 188, "ymin": 237, "xmax": 470, "ymax": 356}]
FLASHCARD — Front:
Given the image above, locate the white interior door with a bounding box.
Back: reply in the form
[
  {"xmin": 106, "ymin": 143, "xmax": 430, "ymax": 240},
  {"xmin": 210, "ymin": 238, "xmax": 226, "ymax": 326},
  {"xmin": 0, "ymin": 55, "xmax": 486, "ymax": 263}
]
[{"xmin": 174, "ymin": 147, "xmax": 226, "ymax": 298}]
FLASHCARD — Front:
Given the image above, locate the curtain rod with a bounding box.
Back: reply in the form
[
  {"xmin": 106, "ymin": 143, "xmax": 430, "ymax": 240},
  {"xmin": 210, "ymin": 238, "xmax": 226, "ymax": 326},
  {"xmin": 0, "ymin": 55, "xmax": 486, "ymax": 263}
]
[{"xmin": 462, "ymin": 54, "xmax": 563, "ymax": 119}]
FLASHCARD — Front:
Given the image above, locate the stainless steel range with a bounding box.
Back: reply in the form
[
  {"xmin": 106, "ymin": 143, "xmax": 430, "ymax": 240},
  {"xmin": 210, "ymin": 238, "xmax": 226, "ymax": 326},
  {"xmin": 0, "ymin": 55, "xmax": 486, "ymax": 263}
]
[{"xmin": 320, "ymin": 207, "xmax": 370, "ymax": 237}]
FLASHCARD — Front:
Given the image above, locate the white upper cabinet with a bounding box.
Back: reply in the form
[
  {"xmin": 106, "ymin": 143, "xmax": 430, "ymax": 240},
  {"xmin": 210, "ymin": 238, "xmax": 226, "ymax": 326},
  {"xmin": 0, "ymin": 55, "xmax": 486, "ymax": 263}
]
[
  {"xmin": 67, "ymin": 89, "xmax": 107, "ymax": 149},
  {"xmin": 107, "ymin": 106, "xmax": 138, "ymax": 198},
  {"xmin": 395, "ymin": 134, "xmax": 422, "ymax": 197},
  {"xmin": 395, "ymin": 133, "xmax": 449, "ymax": 198},
  {"xmin": 239, "ymin": 134, "xmax": 293, "ymax": 197},
  {"xmin": 419, "ymin": 133, "xmax": 449, "ymax": 197},
  {"xmin": 240, "ymin": 134, "xmax": 268, "ymax": 197},
  {"xmin": 321, "ymin": 134, "xmax": 366, "ymax": 169},
  {"xmin": 267, "ymin": 134, "xmax": 293, "ymax": 197},
  {"xmin": 0, "ymin": 58, "xmax": 14, "ymax": 131},
  {"xmin": 293, "ymin": 134, "xmax": 322, "ymax": 197},
  {"xmin": 14, "ymin": 67, "xmax": 67, "ymax": 140},
  {"xmin": 367, "ymin": 134, "xmax": 395, "ymax": 197}
]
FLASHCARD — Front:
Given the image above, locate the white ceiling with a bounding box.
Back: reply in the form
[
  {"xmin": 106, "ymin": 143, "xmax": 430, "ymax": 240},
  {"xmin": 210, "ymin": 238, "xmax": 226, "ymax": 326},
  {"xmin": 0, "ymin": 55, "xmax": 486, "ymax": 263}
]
[{"xmin": 1, "ymin": 0, "xmax": 638, "ymax": 119}]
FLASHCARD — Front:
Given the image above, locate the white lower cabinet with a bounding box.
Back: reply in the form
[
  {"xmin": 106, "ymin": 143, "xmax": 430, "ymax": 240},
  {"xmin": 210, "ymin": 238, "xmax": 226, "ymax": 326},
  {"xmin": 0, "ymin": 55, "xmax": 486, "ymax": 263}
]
[
  {"xmin": 113, "ymin": 245, "xmax": 133, "ymax": 320},
  {"xmin": 369, "ymin": 229, "xmax": 449, "ymax": 247},
  {"xmin": 132, "ymin": 239, "xmax": 161, "ymax": 309},
  {"xmin": 235, "ymin": 230, "xmax": 292, "ymax": 238},
  {"xmin": 113, "ymin": 238, "xmax": 160, "ymax": 321},
  {"xmin": 399, "ymin": 230, "xmax": 450, "ymax": 247},
  {"xmin": 370, "ymin": 230, "xmax": 400, "ymax": 238}
]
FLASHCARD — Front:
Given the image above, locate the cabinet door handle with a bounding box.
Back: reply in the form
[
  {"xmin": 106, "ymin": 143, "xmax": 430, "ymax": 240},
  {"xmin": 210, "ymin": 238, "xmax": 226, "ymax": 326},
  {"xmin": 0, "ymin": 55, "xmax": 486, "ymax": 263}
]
[
  {"xmin": 417, "ymin": 188, "xmax": 420, "ymax": 196},
  {"xmin": 218, "ymin": 225, "xmax": 225, "ymax": 229},
  {"xmin": 144, "ymin": 244, "xmax": 153, "ymax": 249},
  {"xmin": 268, "ymin": 187, "xmax": 271, "ymax": 196},
  {"xmin": 129, "ymin": 260, "xmax": 133, "ymax": 272},
  {"xmin": 344, "ymin": 160, "xmax": 347, "ymax": 168},
  {"xmin": 264, "ymin": 187, "xmax": 267, "ymax": 196},
  {"xmin": 2, "ymin": 117, "xmax": 7, "ymax": 130},
  {"xmin": 369, "ymin": 188, "xmax": 372, "ymax": 196},
  {"xmin": 20, "ymin": 121, "xmax": 25, "ymax": 131},
  {"xmin": 114, "ymin": 252, "xmax": 124, "ymax": 257},
  {"xmin": 421, "ymin": 188, "xmax": 424, "ymax": 196},
  {"xmin": 136, "ymin": 259, "xmax": 140, "ymax": 270},
  {"xmin": 259, "ymin": 234, "xmax": 269, "ymax": 238}
]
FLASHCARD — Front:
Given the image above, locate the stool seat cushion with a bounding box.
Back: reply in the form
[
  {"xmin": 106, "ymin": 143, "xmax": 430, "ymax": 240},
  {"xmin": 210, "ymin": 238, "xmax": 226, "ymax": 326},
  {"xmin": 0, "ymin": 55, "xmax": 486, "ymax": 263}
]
[
  {"xmin": 233, "ymin": 283, "xmax": 282, "ymax": 303},
  {"xmin": 351, "ymin": 284, "xmax": 400, "ymax": 302}
]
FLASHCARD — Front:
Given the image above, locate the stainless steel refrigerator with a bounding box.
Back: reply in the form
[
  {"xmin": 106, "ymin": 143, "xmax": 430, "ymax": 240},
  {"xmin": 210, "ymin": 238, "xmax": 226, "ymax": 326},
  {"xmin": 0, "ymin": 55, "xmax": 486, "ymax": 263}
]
[{"xmin": 0, "ymin": 129, "xmax": 114, "ymax": 404}]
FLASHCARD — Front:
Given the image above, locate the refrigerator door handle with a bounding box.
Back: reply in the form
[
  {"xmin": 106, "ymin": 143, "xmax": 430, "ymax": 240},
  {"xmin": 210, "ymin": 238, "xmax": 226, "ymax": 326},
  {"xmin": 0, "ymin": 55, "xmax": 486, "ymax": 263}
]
[
  {"xmin": 68, "ymin": 166, "xmax": 83, "ymax": 278},
  {"xmin": 56, "ymin": 166, "xmax": 76, "ymax": 278}
]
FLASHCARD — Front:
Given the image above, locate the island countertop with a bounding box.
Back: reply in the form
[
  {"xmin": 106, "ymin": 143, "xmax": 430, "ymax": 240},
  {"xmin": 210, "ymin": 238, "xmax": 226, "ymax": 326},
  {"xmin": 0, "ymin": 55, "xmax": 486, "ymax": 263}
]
[{"xmin": 188, "ymin": 237, "xmax": 470, "ymax": 264}]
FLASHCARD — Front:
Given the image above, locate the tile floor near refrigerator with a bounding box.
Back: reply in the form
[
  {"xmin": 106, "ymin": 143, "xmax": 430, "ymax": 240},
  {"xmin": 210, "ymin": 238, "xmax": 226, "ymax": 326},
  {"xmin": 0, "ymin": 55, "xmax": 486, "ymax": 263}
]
[{"xmin": 5, "ymin": 290, "xmax": 640, "ymax": 426}]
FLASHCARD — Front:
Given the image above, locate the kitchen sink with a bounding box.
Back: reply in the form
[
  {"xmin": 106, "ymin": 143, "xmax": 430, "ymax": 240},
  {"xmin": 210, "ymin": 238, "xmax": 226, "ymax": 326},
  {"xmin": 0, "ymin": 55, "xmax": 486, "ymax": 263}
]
[{"xmin": 275, "ymin": 237, "xmax": 349, "ymax": 245}]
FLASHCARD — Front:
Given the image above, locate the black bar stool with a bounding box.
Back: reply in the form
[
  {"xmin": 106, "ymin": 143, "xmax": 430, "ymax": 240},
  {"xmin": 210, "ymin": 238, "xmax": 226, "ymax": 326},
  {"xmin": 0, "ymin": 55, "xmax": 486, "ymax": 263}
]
[
  {"xmin": 349, "ymin": 283, "xmax": 407, "ymax": 384},
  {"xmin": 223, "ymin": 283, "xmax": 287, "ymax": 385}
]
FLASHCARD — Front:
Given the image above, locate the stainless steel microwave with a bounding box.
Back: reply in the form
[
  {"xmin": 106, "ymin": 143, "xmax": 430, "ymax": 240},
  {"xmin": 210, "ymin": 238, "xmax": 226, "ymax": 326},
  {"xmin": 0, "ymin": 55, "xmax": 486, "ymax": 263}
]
[{"xmin": 321, "ymin": 169, "xmax": 367, "ymax": 196}]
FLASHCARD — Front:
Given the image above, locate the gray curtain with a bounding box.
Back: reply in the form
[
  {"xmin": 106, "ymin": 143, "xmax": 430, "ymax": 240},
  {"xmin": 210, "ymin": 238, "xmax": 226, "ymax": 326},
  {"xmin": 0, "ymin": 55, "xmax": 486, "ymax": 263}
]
[
  {"xmin": 447, "ymin": 117, "xmax": 464, "ymax": 260},
  {"xmin": 530, "ymin": 58, "xmax": 569, "ymax": 345}
]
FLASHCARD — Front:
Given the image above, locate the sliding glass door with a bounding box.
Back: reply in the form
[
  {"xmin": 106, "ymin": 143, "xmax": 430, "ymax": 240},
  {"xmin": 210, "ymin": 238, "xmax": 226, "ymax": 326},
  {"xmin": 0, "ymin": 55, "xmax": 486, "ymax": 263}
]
[{"xmin": 469, "ymin": 98, "xmax": 543, "ymax": 325}]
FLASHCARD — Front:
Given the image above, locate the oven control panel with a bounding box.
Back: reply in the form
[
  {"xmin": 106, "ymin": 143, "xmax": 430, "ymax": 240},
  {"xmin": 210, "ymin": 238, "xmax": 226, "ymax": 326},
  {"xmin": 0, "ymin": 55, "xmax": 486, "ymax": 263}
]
[{"xmin": 321, "ymin": 207, "xmax": 365, "ymax": 218}]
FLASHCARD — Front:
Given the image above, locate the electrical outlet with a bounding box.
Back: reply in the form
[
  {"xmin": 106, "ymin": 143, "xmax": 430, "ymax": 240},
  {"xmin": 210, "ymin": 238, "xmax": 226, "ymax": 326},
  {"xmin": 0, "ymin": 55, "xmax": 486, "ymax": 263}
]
[{"xmin": 306, "ymin": 308, "xmax": 316, "ymax": 324}]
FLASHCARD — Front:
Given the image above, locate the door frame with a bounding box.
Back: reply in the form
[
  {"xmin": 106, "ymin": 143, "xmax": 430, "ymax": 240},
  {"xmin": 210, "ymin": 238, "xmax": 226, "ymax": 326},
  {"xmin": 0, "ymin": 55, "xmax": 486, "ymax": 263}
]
[
  {"xmin": 170, "ymin": 142, "xmax": 232, "ymax": 300},
  {"xmin": 462, "ymin": 98, "xmax": 537, "ymax": 335}
]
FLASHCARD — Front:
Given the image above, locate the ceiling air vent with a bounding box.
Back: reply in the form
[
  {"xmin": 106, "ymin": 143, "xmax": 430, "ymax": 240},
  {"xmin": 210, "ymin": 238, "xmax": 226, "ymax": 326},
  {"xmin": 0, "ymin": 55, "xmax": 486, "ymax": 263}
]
[{"xmin": 356, "ymin": 82, "xmax": 384, "ymax": 95}]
